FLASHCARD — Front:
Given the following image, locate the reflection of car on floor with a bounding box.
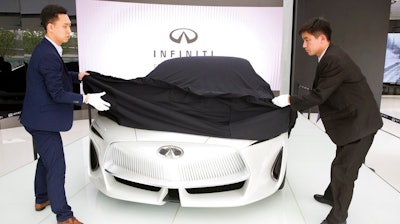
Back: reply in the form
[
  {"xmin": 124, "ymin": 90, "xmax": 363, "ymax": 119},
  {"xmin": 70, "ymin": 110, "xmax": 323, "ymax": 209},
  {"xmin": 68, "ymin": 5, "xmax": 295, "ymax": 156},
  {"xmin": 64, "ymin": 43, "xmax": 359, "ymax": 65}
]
[{"xmin": 84, "ymin": 56, "xmax": 296, "ymax": 207}]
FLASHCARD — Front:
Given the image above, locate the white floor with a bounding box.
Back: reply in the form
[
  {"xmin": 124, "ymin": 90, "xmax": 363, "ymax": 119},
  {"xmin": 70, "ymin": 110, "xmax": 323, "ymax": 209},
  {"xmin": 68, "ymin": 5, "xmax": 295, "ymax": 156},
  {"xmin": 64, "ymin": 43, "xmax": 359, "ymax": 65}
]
[{"xmin": 0, "ymin": 96, "xmax": 399, "ymax": 224}]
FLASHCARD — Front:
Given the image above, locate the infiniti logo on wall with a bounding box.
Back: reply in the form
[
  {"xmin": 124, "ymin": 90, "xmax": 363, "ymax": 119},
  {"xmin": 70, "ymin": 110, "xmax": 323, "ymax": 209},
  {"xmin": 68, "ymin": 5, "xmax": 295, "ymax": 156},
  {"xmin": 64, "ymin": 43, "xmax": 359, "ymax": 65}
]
[
  {"xmin": 169, "ymin": 28, "xmax": 198, "ymax": 44},
  {"xmin": 158, "ymin": 145, "xmax": 184, "ymax": 159},
  {"xmin": 153, "ymin": 28, "xmax": 214, "ymax": 59}
]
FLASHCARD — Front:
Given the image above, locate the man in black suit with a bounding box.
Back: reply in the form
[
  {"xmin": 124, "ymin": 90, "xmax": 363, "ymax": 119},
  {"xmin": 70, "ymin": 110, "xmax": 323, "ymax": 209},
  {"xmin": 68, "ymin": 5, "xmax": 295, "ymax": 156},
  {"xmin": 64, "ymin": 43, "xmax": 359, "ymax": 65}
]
[{"xmin": 272, "ymin": 17, "xmax": 383, "ymax": 224}]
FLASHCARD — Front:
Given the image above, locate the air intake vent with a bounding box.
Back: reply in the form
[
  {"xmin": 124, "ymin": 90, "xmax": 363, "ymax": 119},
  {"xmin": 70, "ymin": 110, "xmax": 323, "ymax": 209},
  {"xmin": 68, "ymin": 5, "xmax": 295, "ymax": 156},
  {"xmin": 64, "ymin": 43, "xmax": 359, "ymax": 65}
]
[{"xmin": 104, "ymin": 142, "xmax": 250, "ymax": 188}]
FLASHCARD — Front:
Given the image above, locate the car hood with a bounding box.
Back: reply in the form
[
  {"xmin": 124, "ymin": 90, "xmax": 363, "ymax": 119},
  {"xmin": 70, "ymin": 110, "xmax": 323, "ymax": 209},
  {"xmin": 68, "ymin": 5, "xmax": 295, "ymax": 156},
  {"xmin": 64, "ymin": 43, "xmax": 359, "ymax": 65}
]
[{"xmin": 84, "ymin": 56, "xmax": 297, "ymax": 140}]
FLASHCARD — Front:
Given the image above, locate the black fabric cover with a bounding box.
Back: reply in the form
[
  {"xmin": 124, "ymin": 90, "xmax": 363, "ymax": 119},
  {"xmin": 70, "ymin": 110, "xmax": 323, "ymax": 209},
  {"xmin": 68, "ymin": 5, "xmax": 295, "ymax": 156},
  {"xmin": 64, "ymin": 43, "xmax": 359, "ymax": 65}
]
[{"xmin": 83, "ymin": 56, "xmax": 296, "ymax": 140}]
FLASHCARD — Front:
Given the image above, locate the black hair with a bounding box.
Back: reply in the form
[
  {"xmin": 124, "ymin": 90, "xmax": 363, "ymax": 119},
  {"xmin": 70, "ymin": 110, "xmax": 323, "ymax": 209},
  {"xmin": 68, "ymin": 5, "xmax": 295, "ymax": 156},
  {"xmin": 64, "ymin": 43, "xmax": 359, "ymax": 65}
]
[
  {"xmin": 40, "ymin": 4, "xmax": 68, "ymax": 31},
  {"xmin": 298, "ymin": 17, "xmax": 332, "ymax": 41}
]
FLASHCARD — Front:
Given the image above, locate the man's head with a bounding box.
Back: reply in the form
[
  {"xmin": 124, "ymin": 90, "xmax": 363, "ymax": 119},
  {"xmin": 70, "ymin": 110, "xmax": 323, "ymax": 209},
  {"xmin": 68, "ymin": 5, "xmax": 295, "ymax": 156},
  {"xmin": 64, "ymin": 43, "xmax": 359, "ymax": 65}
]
[
  {"xmin": 299, "ymin": 17, "xmax": 332, "ymax": 57},
  {"xmin": 40, "ymin": 4, "xmax": 71, "ymax": 46}
]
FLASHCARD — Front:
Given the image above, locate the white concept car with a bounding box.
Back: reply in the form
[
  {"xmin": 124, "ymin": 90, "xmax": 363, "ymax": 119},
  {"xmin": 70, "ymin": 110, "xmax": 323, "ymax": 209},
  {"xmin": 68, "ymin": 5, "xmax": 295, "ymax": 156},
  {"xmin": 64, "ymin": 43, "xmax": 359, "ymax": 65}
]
[{"xmin": 85, "ymin": 56, "xmax": 296, "ymax": 207}]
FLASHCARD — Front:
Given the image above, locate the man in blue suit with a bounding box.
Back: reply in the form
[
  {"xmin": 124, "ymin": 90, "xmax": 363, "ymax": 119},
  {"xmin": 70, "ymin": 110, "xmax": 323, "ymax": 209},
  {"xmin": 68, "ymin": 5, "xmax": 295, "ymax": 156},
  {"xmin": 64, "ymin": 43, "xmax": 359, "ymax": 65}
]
[{"xmin": 20, "ymin": 4, "xmax": 110, "ymax": 224}]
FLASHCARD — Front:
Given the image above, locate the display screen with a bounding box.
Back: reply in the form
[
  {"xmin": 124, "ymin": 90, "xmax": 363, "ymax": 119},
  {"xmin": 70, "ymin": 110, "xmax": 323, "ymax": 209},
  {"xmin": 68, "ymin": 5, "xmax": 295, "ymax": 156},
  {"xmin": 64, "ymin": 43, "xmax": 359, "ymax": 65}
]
[
  {"xmin": 76, "ymin": 0, "xmax": 284, "ymax": 90},
  {"xmin": 383, "ymin": 33, "xmax": 400, "ymax": 83}
]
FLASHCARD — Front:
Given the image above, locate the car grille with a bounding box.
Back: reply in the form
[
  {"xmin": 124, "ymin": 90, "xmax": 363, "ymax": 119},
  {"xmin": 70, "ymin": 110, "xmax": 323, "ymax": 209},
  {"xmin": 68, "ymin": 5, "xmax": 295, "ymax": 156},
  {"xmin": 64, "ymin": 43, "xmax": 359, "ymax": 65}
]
[{"xmin": 104, "ymin": 142, "xmax": 250, "ymax": 188}]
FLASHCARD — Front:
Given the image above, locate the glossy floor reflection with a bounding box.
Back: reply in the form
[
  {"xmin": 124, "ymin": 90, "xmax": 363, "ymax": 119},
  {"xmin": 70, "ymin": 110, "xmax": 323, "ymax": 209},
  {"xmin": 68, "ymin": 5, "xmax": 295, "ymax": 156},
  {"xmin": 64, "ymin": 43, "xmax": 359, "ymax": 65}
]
[{"xmin": 1, "ymin": 114, "xmax": 399, "ymax": 224}]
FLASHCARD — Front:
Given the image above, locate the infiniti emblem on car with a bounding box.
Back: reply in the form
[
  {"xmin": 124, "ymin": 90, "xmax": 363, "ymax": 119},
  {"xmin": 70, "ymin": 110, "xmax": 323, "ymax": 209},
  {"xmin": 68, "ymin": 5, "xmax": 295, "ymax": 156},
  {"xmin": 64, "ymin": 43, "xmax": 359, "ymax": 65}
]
[
  {"xmin": 169, "ymin": 28, "xmax": 198, "ymax": 44},
  {"xmin": 158, "ymin": 145, "xmax": 184, "ymax": 159}
]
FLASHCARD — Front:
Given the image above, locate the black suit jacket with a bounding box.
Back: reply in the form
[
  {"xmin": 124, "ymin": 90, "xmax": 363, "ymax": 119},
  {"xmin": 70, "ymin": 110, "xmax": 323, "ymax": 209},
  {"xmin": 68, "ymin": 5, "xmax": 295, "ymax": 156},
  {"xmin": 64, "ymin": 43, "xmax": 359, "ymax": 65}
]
[{"xmin": 290, "ymin": 44, "xmax": 382, "ymax": 146}]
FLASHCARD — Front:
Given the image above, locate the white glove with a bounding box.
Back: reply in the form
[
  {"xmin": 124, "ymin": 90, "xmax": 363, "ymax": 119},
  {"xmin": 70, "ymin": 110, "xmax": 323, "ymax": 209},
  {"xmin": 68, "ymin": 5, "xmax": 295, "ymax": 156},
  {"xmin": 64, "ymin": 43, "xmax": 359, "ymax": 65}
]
[
  {"xmin": 86, "ymin": 92, "xmax": 111, "ymax": 111},
  {"xmin": 272, "ymin": 94, "xmax": 290, "ymax": 108}
]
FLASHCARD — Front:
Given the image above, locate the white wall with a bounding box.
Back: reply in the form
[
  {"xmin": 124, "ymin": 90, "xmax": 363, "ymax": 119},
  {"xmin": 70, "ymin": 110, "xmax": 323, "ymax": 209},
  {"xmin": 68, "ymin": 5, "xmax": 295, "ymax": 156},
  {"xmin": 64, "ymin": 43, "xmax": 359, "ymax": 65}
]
[{"xmin": 76, "ymin": 0, "xmax": 291, "ymax": 91}]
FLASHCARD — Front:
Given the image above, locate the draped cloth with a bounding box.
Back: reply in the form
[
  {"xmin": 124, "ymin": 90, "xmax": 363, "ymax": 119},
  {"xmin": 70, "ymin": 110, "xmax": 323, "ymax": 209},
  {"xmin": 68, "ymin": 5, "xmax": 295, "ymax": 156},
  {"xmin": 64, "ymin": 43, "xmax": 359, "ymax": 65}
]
[{"xmin": 83, "ymin": 56, "xmax": 296, "ymax": 140}]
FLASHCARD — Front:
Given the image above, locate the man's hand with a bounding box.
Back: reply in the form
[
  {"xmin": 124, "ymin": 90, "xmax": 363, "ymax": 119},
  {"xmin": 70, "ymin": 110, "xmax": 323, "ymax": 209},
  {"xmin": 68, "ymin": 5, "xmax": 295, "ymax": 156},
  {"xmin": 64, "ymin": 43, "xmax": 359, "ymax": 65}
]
[
  {"xmin": 272, "ymin": 94, "xmax": 290, "ymax": 108},
  {"xmin": 86, "ymin": 92, "xmax": 111, "ymax": 111},
  {"xmin": 78, "ymin": 71, "xmax": 90, "ymax": 81}
]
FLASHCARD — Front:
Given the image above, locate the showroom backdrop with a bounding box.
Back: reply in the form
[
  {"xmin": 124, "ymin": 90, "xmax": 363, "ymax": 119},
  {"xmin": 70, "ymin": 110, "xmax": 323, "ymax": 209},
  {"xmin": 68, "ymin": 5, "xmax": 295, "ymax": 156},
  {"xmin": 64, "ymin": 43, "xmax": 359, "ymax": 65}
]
[
  {"xmin": 0, "ymin": 0, "xmax": 395, "ymax": 119},
  {"xmin": 291, "ymin": 0, "xmax": 391, "ymax": 107},
  {"xmin": 75, "ymin": 0, "xmax": 285, "ymax": 90}
]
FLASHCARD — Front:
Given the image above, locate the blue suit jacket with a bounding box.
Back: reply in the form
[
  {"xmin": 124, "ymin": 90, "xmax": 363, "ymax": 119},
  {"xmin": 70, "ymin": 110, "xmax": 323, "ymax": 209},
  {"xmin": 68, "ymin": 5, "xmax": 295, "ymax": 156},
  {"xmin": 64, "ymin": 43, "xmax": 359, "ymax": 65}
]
[{"xmin": 21, "ymin": 38, "xmax": 83, "ymax": 132}]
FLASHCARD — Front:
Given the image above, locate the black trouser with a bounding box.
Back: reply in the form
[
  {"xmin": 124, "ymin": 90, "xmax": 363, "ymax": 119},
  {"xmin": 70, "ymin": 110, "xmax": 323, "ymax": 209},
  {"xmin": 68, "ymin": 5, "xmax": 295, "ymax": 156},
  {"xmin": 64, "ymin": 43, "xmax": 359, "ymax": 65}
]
[{"xmin": 323, "ymin": 133, "xmax": 376, "ymax": 224}]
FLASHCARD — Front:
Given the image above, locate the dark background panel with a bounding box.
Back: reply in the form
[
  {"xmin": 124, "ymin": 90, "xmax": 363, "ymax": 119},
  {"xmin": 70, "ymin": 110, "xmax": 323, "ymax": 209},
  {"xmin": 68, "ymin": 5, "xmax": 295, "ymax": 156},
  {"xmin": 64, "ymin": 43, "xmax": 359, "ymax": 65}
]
[{"xmin": 291, "ymin": 0, "xmax": 391, "ymax": 107}]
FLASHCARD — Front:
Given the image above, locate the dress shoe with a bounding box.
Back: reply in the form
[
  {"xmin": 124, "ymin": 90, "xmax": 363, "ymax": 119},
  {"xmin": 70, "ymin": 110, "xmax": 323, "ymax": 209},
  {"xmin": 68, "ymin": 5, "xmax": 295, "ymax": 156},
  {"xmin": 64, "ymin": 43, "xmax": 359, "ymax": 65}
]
[
  {"xmin": 314, "ymin": 194, "xmax": 333, "ymax": 206},
  {"xmin": 57, "ymin": 217, "xmax": 83, "ymax": 224},
  {"xmin": 34, "ymin": 200, "xmax": 50, "ymax": 211},
  {"xmin": 321, "ymin": 219, "xmax": 347, "ymax": 224}
]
